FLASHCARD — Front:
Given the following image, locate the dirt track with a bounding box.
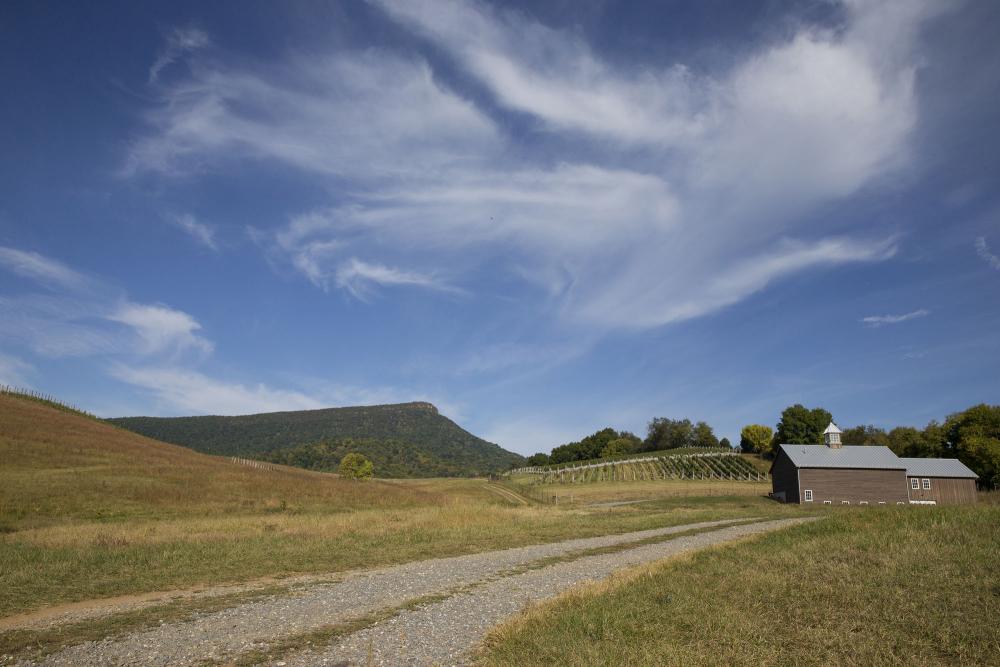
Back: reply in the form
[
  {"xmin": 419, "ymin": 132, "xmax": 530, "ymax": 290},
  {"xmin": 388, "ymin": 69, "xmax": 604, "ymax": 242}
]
[{"xmin": 13, "ymin": 517, "xmax": 816, "ymax": 666}]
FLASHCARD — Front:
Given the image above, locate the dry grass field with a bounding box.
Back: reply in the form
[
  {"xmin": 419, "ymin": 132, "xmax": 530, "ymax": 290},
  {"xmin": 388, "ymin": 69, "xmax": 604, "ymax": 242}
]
[
  {"xmin": 480, "ymin": 503, "xmax": 1000, "ymax": 666},
  {"xmin": 505, "ymin": 475, "xmax": 771, "ymax": 505},
  {"xmin": 0, "ymin": 395, "xmax": 796, "ymax": 618}
]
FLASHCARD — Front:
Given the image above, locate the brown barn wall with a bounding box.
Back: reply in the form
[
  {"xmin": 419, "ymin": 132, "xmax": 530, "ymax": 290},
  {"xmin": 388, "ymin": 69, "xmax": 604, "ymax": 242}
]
[
  {"xmin": 770, "ymin": 450, "xmax": 799, "ymax": 503},
  {"xmin": 798, "ymin": 468, "xmax": 908, "ymax": 505},
  {"xmin": 907, "ymin": 476, "xmax": 978, "ymax": 505}
]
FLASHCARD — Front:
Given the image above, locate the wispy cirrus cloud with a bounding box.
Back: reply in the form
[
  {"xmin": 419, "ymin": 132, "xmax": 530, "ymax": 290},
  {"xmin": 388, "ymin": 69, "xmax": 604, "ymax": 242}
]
[
  {"xmin": 0, "ymin": 246, "xmax": 92, "ymax": 292},
  {"xmin": 334, "ymin": 258, "xmax": 458, "ymax": 302},
  {"xmin": 976, "ymin": 236, "xmax": 1000, "ymax": 270},
  {"xmin": 109, "ymin": 365, "xmax": 324, "ymax": 415},
  {"xmin": 128, "ymin": 0, "xmax": 942, "ymax": 332},
  {"xmin": 0, "ymin": 246, "xmax": 212, "ymax": 359},
  {"xmin": 170, "ymin": 214, "xmax": 218, "ymax": 250},
  {"xmin": 107, "ymin": 303, "xmax": 214, "ymax": 356},
  {"xmin": 109, "ymin": 363, "xmax": 464, "ymax": 418},
  {"xmin": 862, "ymin": 309, "xmax": 931, "ymax": 328},
  {"xmin": 148, "ymin": 26, "xmax": 209, "ymax": 83}
]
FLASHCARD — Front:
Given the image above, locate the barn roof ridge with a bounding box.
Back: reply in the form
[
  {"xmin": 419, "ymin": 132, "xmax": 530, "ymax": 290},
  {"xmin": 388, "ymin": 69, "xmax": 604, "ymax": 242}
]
[
  {"xmin": 899, "ymin": 457, "xmax": 978, "ymax": 479},
  {"xmin": 777, "ymin": 443, "xmax": 905, "ymax": 470}
]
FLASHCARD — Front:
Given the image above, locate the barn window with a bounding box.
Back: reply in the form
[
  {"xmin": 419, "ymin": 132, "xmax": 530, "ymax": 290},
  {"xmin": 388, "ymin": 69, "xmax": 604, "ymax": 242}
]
[
  {"xmin": 922, "ymin": 478, "xmax": 931, "ymax": 490},
  {"xmin": 910, "ymin": 478, "xmax": 919, "ymax": 490},
  {"xmin": 804, "ymin": 489, "xmax": 813, "ymax": 502},
  {"xmin": 841, "ymin": 500, "xmax": 850, "ymax": 505}
]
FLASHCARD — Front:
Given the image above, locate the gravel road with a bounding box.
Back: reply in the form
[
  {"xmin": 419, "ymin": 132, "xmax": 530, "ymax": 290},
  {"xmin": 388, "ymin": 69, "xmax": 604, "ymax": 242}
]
[
  {"xmin": 280, "ymin": 517, "xmax": 814, "ymax": 666},
  {"xmin": 18, "ymin": 517, "xmax": 812, "ymax": 666}
]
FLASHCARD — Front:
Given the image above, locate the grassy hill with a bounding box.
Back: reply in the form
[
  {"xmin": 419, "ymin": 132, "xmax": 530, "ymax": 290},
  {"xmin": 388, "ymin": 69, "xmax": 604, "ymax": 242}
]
[
  {"xmin": 108, "ymin": 401, "xmax": 523, "ymax": 477},
  {"xmin": 0, "ymin": 394, "xmax": 443, "ymax": 532},
  {"xmin": 0, "ymin": 393, "xmax": 783, "ymax": 621}
]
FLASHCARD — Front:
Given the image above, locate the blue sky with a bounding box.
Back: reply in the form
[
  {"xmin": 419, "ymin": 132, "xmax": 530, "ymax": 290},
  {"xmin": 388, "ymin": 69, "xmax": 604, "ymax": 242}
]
[{"xmin": 2, "ymin": 0, "xmax": 999, "ymax": 455}]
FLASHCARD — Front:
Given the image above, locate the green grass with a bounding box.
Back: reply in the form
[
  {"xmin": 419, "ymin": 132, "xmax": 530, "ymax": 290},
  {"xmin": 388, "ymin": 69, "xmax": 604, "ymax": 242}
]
[
  {"xmin": 2, "ymin": 394, "xmax": 803, "ymax": 619},
  {"xmin": 479, "ymin": 505, "xmax": 1000, "ymax": 666},
  {"xmin": 1, "ymin": 495, "xmax": 800, "ymax": 618}
]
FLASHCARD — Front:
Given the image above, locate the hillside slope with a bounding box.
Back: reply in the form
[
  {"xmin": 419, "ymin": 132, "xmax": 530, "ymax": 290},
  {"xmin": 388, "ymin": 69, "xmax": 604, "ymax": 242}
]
[
  {"xmin": 0, "ymin": 394, "xmax": 444, "ymax": 531},
  {"xmin": 108, "ymin": 402, "xmax": 523, "ymax": 477}
]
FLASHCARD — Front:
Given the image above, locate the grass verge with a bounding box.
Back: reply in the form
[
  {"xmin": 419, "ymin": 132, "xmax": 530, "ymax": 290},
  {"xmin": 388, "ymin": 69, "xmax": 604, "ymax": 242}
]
[
  {"xmin": 0, "ymin": 585, "xmax": 291, "ymax": 663},
  {"xmin": 1, "ymin": 496, "xmax": 797, "ymax": 618},
  {"xmin": 478, "ymin": 506, "xmax": 1000, "ymax": 666}
]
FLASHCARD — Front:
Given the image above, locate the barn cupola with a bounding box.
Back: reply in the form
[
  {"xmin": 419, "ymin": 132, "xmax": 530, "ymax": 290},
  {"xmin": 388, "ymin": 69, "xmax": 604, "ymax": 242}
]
[{"xmin": 824, "ymin": 422, "xmax": 843, "ymax": 448}]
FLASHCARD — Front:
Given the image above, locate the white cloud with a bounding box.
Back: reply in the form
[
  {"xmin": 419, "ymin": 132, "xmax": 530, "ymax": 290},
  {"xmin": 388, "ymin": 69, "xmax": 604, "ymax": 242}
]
[
  {"xmin": 372, "ymin": 0, "xmax": 708, "ymax": 145},
  {"xmin": 108, "ymin": 303, "xmax": 214, "ymax": 356},
  {"xmin": 975, "ymin": 237, "xmax": 1000, "ymax": 270},
  {"xmin": 109, "ymin": 365, "xmax": 325, "ymax": 415},
  {"xmin": 149, "ymin": 26, "xmax": 209, "ymax": 83},
  {"xmin": 109, "ymin": 364, "xmax": 464, "ymax": 418},
  {"xmin": 0, "ymin": 247, "xmax": 214, "ymax": 360},
  {"xmin": 0, "ymin": 246, "xmax": 92, "ymax": 291},
  {"xmin": 334, "ymin": 258, "xmax": 456, "ymax": 301},
  {"xmin": 170, "ymin": 214, "xmax": 218, "ymax": 250},
  {"xmin": 129, "ymin": 2, "xmax": 941, "ymax": 331},
  {"xmin": 862, "ymin": 309, "xmax": 930, "ymax": 328},
  {"xmin": 128, "ymin": 50, "xmax": 497, "ymax": 179},
  {"xmin": 0, "ymin": 294, "xmax": 124, "ymax": 357}
]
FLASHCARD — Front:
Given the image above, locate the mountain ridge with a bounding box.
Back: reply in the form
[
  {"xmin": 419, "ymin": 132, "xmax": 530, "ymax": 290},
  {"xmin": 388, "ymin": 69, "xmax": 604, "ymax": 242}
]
[{"xmin": 108, "ymin": 401, "xmax": 523, "ymax": 477}]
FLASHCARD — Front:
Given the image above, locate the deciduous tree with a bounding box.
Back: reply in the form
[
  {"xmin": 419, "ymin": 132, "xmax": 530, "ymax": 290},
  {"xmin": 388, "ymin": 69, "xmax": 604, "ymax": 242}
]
[
  {"xmin": 774, "ymin": 405, "xmax": 832, "ymax": 446},
  {"xmin": 740, "ymin": 424, "xmax": 774, "ymax": 457},
  {"xmin": 338, "ymin": 452, "xmax": 374, "ymax": 479}
]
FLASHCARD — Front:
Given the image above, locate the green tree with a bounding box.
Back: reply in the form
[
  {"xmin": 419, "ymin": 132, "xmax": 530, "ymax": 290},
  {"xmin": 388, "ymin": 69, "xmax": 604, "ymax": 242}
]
[
  {"xmin": 338, "ymin": 452, "xmax": 374, "ymax": 479},
  {"xmin": 526, "ymin": 452, "xmax": 550, "ymax": 466},
  {"xmin": 774, "ymin": 405, "xmax": 832, "ymax": 445},
  {"xmin": 720, "ymin": 437, "xmax": 731, "ymax": 449},
  {"xmin": 601, "ymin": 438, "xmax": 633, "ymax": 458},
  {"xmin": 693, "ymin": 421, "xmax": 719, "ymax": 448},
  {"xmin": 945, "ymin": 404, "xmax": 1000, "ymax": 488},
  {"xmin": 740, "ymin": 424, "xmax": 774, "ymax": 457},
  {"xmin": 644, "ymin": 418, "xmax": 695, "ymax": 450},
  {"xmin": 549, "ymin": 428, "xmax": 639, "ymax": 463},
  {"xmin": 841, "ymin": 425, "xmax": 888, "ymax": 447}
]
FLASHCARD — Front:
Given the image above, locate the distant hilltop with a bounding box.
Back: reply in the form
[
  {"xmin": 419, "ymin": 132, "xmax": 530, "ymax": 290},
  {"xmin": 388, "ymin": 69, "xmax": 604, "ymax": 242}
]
[
  {"xmin": 395, "ymin": 401, "xmax": 438, "ymax": 413},
  {"xmin": 109, "ymin": 401, "xmax": 520, "ymax": 477}
]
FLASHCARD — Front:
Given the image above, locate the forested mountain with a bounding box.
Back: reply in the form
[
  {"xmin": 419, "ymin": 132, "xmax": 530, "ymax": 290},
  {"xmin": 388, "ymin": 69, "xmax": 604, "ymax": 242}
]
[{"xmin": 109, "ymin": 402, "xmax": 523, "ymax": 477}]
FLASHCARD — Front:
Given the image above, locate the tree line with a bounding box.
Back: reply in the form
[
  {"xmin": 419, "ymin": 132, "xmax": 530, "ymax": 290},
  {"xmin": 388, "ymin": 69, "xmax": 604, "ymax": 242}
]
[
  {"xmin": 525, "ymin": 418, "xmax": 731, "ymax": 467},
  {"xmin": 739, "ymin": 403, "xmax": 999, "ymax": 488}
]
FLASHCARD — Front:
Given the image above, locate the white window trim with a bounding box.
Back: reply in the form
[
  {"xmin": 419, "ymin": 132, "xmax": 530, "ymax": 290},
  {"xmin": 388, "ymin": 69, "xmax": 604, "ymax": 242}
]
[
  {"xmin": 841, "ymin": 500, "xmax": 850, "ymax": 505},
  {"xmin": 878, "ymin": 501, "xmax": 886, "ymax": 505},
  {"xmin": 860, "ymin": 501, "xmax": 868, "ymax": 505},
  {"xmin": 922, "ymin": 478, "xmax": 931, "ymax": 490},
  {"xmin": 910, "ymin": 478, "xmax": 919, "ymax": 490},
  {"xmin": 803, "ymin": 489, "xmax": 813, "ymax": 502}
]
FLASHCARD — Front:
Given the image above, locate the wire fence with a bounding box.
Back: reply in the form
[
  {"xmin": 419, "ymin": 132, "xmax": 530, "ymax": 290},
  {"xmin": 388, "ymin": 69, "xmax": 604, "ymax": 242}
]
[{"xmin": 0, "ymin": 384, "xmax": 98, "ymax": 419}]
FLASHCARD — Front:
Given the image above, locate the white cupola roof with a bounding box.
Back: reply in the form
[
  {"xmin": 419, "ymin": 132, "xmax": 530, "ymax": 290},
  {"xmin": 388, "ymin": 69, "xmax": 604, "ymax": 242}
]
[{"xmin": 823, "ymin": 422, "xmax": 842, "ymax": 435}]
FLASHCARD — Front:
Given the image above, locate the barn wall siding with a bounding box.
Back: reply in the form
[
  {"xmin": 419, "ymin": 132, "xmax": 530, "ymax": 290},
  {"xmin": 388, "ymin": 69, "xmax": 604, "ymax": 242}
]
[
  {"xmin": 797, "ymin": 468, "xmax": 908, "ymax": 505},
  {"xmin": 770, "ymin": 451, "xmax": 799, "ymax": 503},
  {"xmin": 907, "ymin": 476, "xmax": 978, "ymax": 505}
]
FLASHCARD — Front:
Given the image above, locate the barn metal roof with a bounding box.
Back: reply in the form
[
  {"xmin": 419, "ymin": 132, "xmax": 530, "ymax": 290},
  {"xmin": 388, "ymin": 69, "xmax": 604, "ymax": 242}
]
[
  {"xmin": 900, "ymin": 458, "xmax": 978, "ymax": 479},
  {"xmin": 778, "ymin": 444, "xmax": 905, "ymax": 470}
]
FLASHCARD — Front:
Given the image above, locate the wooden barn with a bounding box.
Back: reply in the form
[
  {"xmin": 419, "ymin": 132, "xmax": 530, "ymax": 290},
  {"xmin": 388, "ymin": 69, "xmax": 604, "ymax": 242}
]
[
  {"xmin": 901, "ymin": 458, "xmax": 978, "ymax": 504},
  {"xmin": 771, "ymin": 422, "xmax": 978, "ymax": 506}
]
